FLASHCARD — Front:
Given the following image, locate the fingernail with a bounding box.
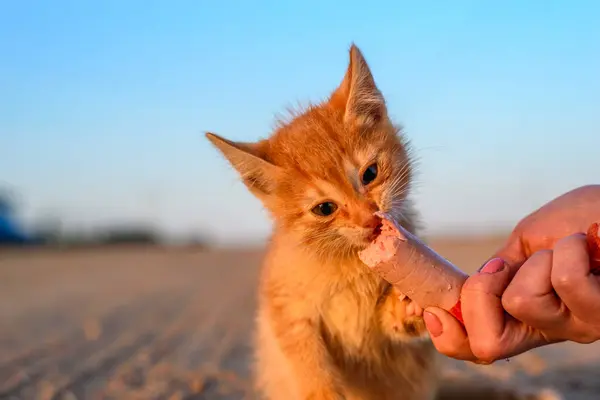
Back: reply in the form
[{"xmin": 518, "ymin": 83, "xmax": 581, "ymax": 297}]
[
  {"xmin": 423, "ymin": 311, "xmax": 443, "ymax": 337},
  {"xmin": 479, "ymin": 257, "xmax": 505, "ymax": 274}
]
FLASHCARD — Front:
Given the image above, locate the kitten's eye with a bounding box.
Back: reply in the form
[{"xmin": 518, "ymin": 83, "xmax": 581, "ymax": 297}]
[
  {"xmin": 361, "ymin": 163, "xmax": 378, "ymax": 185},
  {"xmin": 311, "ymin": 201, "xmax": 338, "ymax": 217}
]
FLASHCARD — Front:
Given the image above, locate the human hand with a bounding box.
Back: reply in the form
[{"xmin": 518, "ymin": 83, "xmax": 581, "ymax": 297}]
[
  {"xmin": 422, "ymin": 185, "xmax": 600, "ymax": 363},
  {"xmin": 492, "ymin": 184, "xmax": 600, "ymax": 267}
]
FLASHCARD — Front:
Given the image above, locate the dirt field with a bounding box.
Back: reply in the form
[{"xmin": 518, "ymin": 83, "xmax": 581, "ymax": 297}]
[{"xmin": 2, "ymin": 238, "xmax": 600, "ymax": 400}]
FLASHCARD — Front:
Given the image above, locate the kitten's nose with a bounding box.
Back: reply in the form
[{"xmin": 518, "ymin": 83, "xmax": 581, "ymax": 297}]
[
  {"xmin": 362, "ymin": 214, "xmax": 382, "ymax": 242},
  {"xmin": 350, "ymin": 201, "xmax": 379, "ymax": 228},
  {"xmin": 362, "ymin": 215, "xmax": 381, "ymax": 230}
]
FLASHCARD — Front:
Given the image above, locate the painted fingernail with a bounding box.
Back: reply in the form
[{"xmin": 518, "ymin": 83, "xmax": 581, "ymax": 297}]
[
  {"xmin": 479, "ymin": 257, "xmax": 505, "ymax": 274},
  {"xmin": 424, "ymin": 311, "xmax": 443, "ymax": 337}
]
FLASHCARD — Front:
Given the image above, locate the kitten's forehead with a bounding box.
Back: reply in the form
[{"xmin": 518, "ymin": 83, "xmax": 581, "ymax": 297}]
[
  {"xmin": 278, "ymin": 122, "xmax": 387, "ymax": 210},
  {"xmin": 269, "ymin": 107, "xmax": 380, "ymax": 180}
]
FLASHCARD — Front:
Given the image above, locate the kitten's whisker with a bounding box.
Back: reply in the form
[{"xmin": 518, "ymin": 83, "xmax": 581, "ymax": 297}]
[{"xmin": 387, "ymin": 164, "xmax": 412, "ymax": 196}]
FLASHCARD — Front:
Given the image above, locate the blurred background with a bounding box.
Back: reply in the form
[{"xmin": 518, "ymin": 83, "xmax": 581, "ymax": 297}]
[{"xmin": 1, "ymin": 1, "xmax": 600, "ymax": 399}]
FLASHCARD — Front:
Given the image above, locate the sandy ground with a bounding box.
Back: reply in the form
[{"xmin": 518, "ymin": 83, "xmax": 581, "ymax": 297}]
[{"xmin": 2, "ymin": 238, "xmax": 600, "ymax": 400}]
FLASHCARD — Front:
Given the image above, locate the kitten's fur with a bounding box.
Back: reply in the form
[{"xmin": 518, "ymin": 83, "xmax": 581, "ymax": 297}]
[{"xmin": 206, "ymin": 45, "xmax": 560, "ymax": 400}]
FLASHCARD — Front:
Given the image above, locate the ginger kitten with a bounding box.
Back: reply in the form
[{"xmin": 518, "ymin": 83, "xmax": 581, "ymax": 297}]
[{"xmin": 206, "ymin": 45, "xmax": 560, "ymax": 400}]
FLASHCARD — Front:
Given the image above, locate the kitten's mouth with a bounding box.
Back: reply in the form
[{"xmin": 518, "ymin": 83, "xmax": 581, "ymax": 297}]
[
  {"xmin": 373, "ymin": 222, "xmax": 383, "ymax": 236},
  {"xmin": 366, "ymin": 222, "xmax": 383, "ymax": 243}
]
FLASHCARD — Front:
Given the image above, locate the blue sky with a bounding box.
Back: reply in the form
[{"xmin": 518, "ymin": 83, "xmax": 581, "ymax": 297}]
[{"xmin": 1, "ymin": 1, "xmax": 599, "ymax": 244}]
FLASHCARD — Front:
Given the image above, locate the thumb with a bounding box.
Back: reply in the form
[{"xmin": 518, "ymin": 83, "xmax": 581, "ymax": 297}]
[
  {"xmin": 423, "ymin": 306, "xmax": 476, "ymax": 361},
  {"xmin": 482, "ymin": 231, "xmax": 526, "ymax": 275},
  {"xmin": 462, "ymin": 257, "xmax": 544, "ymax": 362}
]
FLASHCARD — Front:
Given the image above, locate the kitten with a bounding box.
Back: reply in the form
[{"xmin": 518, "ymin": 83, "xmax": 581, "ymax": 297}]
[{"xmin": 206, "ymin": 45, "xmax": 560, "ymax": 400}]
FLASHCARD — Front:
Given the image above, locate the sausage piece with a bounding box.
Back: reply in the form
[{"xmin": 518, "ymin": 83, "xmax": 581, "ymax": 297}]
[
  {"xmin": 588, "ymin": 222, "xmax": 600, "ymax": 274},
  {"xmin": 360, "ymin": 214, "xmax": 600, "ymax": 325},
  {"xmin": 359, "ymin": 212, "xmax": 468, "ymax": 323}
]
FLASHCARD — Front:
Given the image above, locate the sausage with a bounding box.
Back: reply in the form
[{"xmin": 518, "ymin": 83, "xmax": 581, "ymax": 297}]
[
  {"xmin": 588, "ymin": 222, "xmax": 600, "ymax": 274},
  {"xmin": 360, "ymin": 213, "xmax": 600, "ymax": 326},
  {"xmin": 358, "ymin": 212, "xmax": 468, "ymax": 323}
]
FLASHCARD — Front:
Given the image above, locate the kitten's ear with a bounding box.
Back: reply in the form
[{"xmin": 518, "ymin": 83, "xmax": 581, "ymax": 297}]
[
  {"xmin": 329, "ymin": 44, "xmax": 387, "ymax": 126},
  {"xmin": 205, "ymin": 132, "xmax": 280, "ymax": 200}
]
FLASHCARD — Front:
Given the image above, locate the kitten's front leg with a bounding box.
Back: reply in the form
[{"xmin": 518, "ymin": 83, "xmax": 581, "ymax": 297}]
[{"xmin": 268, "ymin": 297, "xmax": 344, "ymax": 400}]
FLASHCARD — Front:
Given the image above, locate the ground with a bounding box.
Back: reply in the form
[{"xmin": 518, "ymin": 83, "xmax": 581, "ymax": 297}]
[{"xmin": 2, "ymin": 238, "xmax": 600, "ymax": 400}]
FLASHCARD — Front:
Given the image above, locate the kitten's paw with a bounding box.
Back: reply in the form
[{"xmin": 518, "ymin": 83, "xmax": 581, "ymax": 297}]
[{"xmin": 379, "ymin": 287, "xmax": 429, "ymax": 340}]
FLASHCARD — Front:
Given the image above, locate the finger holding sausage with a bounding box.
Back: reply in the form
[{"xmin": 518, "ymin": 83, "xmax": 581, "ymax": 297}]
[
  {"xmin": 424, "ymin": 257, "xmax": 551, "ymax": 364},
  {"xmin": 550, "ymin": 233, "xmax": 600, "ymax": 342},
  {"xmin": 461, "ymin": 258, "xmax": 550, "ymax": 363}
]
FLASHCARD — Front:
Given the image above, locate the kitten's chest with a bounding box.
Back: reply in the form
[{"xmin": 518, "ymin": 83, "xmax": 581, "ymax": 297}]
[{"xmin": 319, "ymin": 273, "xmax": 383, "ymax": 350}]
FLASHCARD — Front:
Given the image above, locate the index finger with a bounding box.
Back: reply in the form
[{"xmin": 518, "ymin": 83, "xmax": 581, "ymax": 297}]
[
  {"xmin": 485, "ymin": 231, "xmax": 527, "ymax": 280},
  {"xmin": 462, "ymin": 258, "xmax": 548, "ymax": 362}
]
